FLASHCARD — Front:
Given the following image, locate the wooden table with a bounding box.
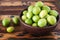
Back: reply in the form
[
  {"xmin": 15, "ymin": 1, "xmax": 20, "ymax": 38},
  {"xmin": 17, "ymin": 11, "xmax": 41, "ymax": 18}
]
[{"xmin": 0, "ymin": 0, "xmax": 60, "ymax": 40}]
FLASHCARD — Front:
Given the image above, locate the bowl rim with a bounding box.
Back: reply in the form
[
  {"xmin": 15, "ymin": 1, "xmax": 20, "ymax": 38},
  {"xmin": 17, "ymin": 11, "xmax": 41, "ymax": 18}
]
[{"xmin": 19, "ymin": 9, "xmax": 60, "ymax": 29}]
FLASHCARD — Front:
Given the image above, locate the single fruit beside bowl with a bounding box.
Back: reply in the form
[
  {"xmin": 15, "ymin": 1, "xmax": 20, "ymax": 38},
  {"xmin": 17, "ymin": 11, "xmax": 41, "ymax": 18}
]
[
  {"xmin": 12, "ymin": 17, "xmax": 19, "ymax": 25},
  {"xmin": 7, "ymin": 26, "xmax": 14, "ymax": 33},
  {"xmin": 2, "ymin": 18, "xmax": 10, "ymax": 27}
]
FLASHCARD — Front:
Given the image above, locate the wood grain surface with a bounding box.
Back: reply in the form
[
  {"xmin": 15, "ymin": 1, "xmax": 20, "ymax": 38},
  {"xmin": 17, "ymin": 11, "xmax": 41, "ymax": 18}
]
[{"xmin": 0, "ymin": 0, "xmax": 60, "ymax": 40}]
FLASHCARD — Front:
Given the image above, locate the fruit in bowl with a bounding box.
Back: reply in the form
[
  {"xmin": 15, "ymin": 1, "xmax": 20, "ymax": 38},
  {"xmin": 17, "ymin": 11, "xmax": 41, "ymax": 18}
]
[{"xmin": 20, "ymin": 1, "xmax": 59, "ymax": 35}]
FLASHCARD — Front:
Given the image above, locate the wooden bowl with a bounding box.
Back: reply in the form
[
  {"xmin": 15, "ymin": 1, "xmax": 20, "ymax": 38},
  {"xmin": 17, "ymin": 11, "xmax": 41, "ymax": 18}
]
[{"xmin": 19, "ymin": 9, "xmax": 60, "ymax": 35}]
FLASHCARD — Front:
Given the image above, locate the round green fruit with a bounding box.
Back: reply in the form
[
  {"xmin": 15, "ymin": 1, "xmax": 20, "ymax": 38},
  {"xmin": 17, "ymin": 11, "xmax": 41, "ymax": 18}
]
[
  {"xmin": 38, "ymin": 19, "xmax": 47, "ymax": 27},
  {"xmin": 47, "ymin": 16, "xmax": 57, "ymax": 25},
  {"xmin": 32, "ymin": 23, "xmax": 37, "ymax": 27},
  {"xmin": 7, "ymin": 26, "xmax": 14, "ymax": 33},
  {"xmin": 50, "ymin": 10, "xmax": 58, "ymax": 17},
  {"xmin": 23, "ymin": 10, "xmax": 27, "ymax": 16},
  {"xmin": 12, "ymin": 17, "xmax": 19, "ymax": 25},
  {"xmin": 27, "ymin": 12, "xmax": 33, "ymax": 19},
  {"xmin": 28, "ymin": 5, "xmax": 34, "ymax": 12},
  {"xmin": 42, "ymin": 5, "xmax": 50, "ymax": 12},
  {"xmin": 39, "ymin": 10, "xmax": 47, "ymax": 18},
  {"xmin": 35, "ymin": 1, "xmax": 44, "ymax": 7},
  {"xmin": 22, "ymin": 15, "xmax": 27, "ymax": 21},
  {"xmin": 2, "ymin": 18, "xmax": 10, "ymax": 27},
  {"xmin": 32, "ymin": 15, "xmax": 39, "ymax": 22},
  {"xmin": 33, "ymin": 7, "xmax": 41, "ymax": 15},
  {"xmin": 25, "ymin": 19, "xmax": 33, "ymax": 25}
]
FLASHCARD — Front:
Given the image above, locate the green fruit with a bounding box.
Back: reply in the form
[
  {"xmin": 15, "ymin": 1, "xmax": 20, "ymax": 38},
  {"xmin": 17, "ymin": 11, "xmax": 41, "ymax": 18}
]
[
  {"xmin": 2, "ymin": 18, "xmax": 10, "ymax": 27},
  {"xmin": 7, "ymin": 26, "xmax": 14, "ymax": 33},
  {"xmin": 27, "ymin": 12, "xmax": 33, "ymax": 19},
  {"xmin": 45, "ymin": 14, "xmax": 50, "ymax": 18},
  {"xmin": 39, "ymin": 10, "xmax": 47, "ymax": 18},
  {"xmin": 32, "ymin": 15, "xmax": 39, "ymax": 22},
  {"xmin": 28, "ymin": 5, "xmax": 34, "ymax": 12},
  {"xmin": 42, "ymin": 5, "xmax": 50, "ymax": 12},
  {"xmin": 23, "ymin": 10, "xmax": 27, "ymax": 15},
  {"xmin": 38, "ymin": 19, "xmax": 47, "ymax": 27},
  {"xmin": 32, "ymin": 23, "xmax": 37, "ymax": 27},
  {"xmin": 35, "ymin": 1, "xmax": 44, "ymax": 7},
  {"xmin": 50, "ymin": 10, "xmax": 58, "ymax": 17},
  {"xmin": 33, "ymin": 7, "xmax": 41, "ymax": 15},
  {"xmin": 22, "ymin": 15, "xmax": 27, "ymax": 21},
  {"xmin": 12, "ymin": 17, "xmax": 19, "ymax": 24},
  {"xmin": 47, "ymin": 16, "xmax": 56, "ymax": 25},
  {"xmin": 25, "ymin": 19, "xmax": 32, "ymax": 25}
]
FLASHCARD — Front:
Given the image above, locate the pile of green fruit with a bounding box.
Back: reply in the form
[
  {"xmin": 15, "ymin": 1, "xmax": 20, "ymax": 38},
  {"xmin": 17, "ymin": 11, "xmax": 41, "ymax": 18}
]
[
  {"xmin": 22, "ymin": 1, "xmax": 58, "ymax": 27},
  {"xmin": 2, "ymin": 17, "xmax": 19, "ymax": 33}
]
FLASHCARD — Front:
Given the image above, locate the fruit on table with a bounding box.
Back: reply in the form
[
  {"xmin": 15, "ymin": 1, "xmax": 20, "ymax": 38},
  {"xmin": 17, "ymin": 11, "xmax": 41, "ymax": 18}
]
[
  {"xmin": 32, "ymin": 23, "xmax": 37, "ymax": 27},
  {"xmin": 22, "ymin": 15, "xmax": 27, "ymax": 21},
  {"xmin": 38, "ymin": 19, "xmax": 47, "ymax": 27},
  {"xmin": 7, "ymin": 26, "xmax": 14, "ymax": 33},
  {"xmin": 42, "ymin": 5, "xmax": 50, "ymax": 12},
  {"xmin": 23, "ymin": 10, "xmax": 27, "ymax": 16},
  {"xmin": 49, "ymin": 10, "xmax": 58, "ymax": 17},
  {"xmin": 28, "ymin": 5, "xmax": 34, "ymax": 12},
  {"xmin": 12, "ymin": 17, "xmax": 19, "ymax": 24},
  {"xmin": 25, "ymin": 19, "xmax": 33, "ymax": 25},
  {"xmin": 33, "ymin": 7, "xmax": 41, "ymax": 15},
  {"xmin": 27, "ymin": 12, "xmax": 33, "ymax": 19},
  {"xmin": 39, "ymin": 10, "xmax": 47, "ymax": 18},
  {"xmin": 32, "ymin": 15, "xmax": 39, "ymax": 22},
  {"xmin": 47, "ymin": 16, "xmax": 56, "ymax": 25},
  {"xmin": 35, "ymin": 1, "xmax": 44, "ymax": 7},
  {"xmin": 2, "ymin": 18, "xmax": 10, "ymax": 27}
]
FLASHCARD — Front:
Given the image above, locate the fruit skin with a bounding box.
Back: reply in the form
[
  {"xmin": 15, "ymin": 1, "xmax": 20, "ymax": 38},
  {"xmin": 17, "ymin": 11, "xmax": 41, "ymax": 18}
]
[
  {"xmin": 33, "ymin": 7, "xmax": 41, "ymax": 15},
  {"xmin": 28, "ymin": 5, "xmax": 34, "ymax": 12},
  {"xmin": 7, "ymin": 26, "xmax": 14, "ymax": 33},
  {"xmin": 47, "ymin": 16, "xmax": 56, "ymax": 25},
  {"xmin": 39, "ymin": 10, "xmax": 48, "ymax": 18},
  {"xmin": 32, "ymin": 15, "xmax": 39, "ymax": 22},
  {"xmin": 12, "ymin": 17, "xmax": 19, "ymax": 25},
  {"xmin": 22, "ymin": 15, "xmax": 27, "ymax": 21},
  {"xmin": 25, "ymin": 19, "xmax": 33, "ymax": 25},
  {"xmin": 2, "ymin": 18, "xmax": 10, "ymax": 27},
  {"xmin": 35, "ymin": 1, "xmax": 44, "ymax": 7},
  {"xmin": 49, "ymin": 10, "xmax": 58, "ymax": 17},
  {"xmin": 27, "ymin": 12, "xmax": 33, "ymax": 19},
  {"xmin": 32, "ymin": 23, "xmax": 37, "ymax": 27},
  {"xmin": 23, "ymin": 10, "xmax": 27, "ymax": 16},
  {"xmin": 38, "ymin": 19, "xmax": 47, "ymax": 27},
  {"xmin": 42, "ymin": 5, "xmax": 50, "ymax": 12}
]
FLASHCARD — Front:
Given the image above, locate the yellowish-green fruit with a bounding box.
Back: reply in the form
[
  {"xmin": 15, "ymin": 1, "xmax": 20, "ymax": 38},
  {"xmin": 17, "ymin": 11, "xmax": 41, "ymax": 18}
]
[
  {"xmin": 32, "ymin": 23, "xmax": 37, "ymax": 27},
  {"xmin": 38, "ymin": 19, "xmax": 47, "ymax": 27},
  {"xmin": 47, "ymin": 16, "xmax": 57, "ymax": 25},
  {"xmin": 7, "ymin": 26, "xmax": 14, "ymax": 33},
  {"xmin": 22, "ymin": 15, "xmax": 27, "ymax": 21},
  {"xmin": 42, "ymin": 5, "xmax": 50, "ymax": 12},
  {"xmin": 2, "ymin": 18, "xmax": 10, "ymax": 27},
  {"xmin": 33, "ymin": 7, "xmax": 41, "ymax": 15},
  {"xmin": 39, "ymin": 10, "xmax": 47, "ymax": 18},
  {"xmin": 50, "ymin": 10, "xmax": 58, "ymax": 17},
  {"xmin": 35, "ymin": 1, "xmax": 44, "ymax": 7},
  {"xmin": 12, "ymin": 17, "xmax": 19, "ymax": 24},
  {"xmin": 23, "ymin": 10, "xmax": 27, "ymax": 16}
]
